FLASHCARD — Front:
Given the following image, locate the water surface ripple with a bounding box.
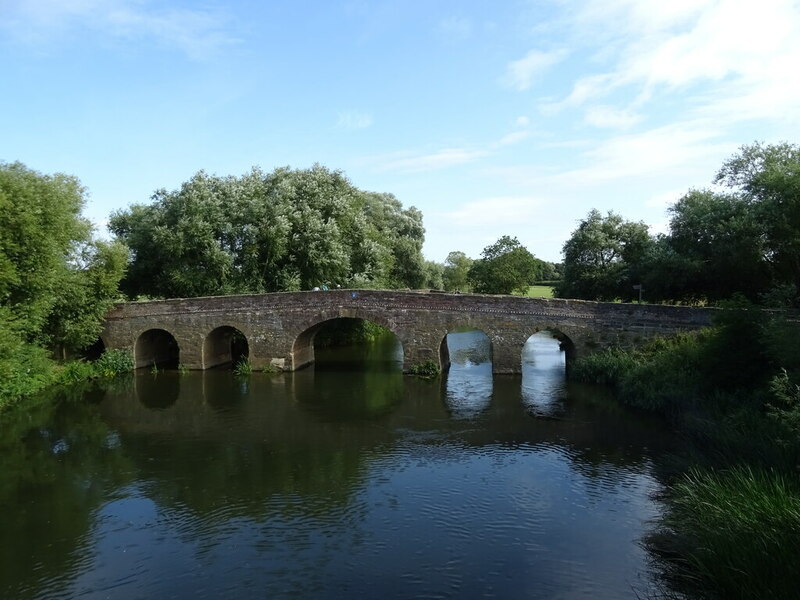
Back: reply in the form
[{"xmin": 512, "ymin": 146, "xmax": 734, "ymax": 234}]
[{"xmin": 0, "ymin": 331, "xmax": 675, "ymax": 599}]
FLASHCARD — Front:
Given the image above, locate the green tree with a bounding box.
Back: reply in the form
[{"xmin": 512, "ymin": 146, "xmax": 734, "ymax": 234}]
[
  {"xmin": 0, "ymin": 162, "xmax": 92, "ymax": 337},
  {"xmin": 556, "ymin": 210, "xmax": 653, "ymax": 301},
  {"xmin": 468, "ymin": 236, "xmax": 542, "ymax": 295},
  {"xmin": 442, "ymin": 251, "xmax": 473, "ymax": 291},
  {"xmin": 43, "ymin": 240, "xmax": 129, "ymax": 357},
  {"xmin": 110, "ymin": 165, "xmax": 427, "ymax": 297},
  {"xmin": 714, "ymin": 142, "xmax": 800, "ymax": 305},
  {"xmin": 422, "ymin": 260, "xmax": 445, "ymax": 290},
  {"xmin": 660, "ymin": 189, "xmax": 768, "ymax": 303},
  {"xmin": 0, "ymin": 162, "xmax": 125, "ymax": 354}
]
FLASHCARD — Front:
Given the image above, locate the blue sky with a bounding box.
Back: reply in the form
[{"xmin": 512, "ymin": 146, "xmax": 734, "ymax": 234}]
[{"xmin": 2, "ymin": 0, "xmax": 800, "ymax": 262}]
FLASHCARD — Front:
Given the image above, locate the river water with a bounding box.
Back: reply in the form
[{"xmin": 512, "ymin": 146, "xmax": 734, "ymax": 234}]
[{"xmin": 1, "ymin": 331, "xmax": 677, "ymax": 599}]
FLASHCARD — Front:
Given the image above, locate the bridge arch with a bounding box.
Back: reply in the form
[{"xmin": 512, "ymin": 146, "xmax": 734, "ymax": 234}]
[
  {"xmin": 522, "ymin": 325, "xmax": 578, "ymax": 365},
  {"xmin": 203, "ymin": 325, "xmax": 249, "ymax": 369},
  {"xmin": 438, "ymin": 327, "xmax": 493, "ymax": 373},
  {"xmin": 135, "ymin": 328, "xmax": 180, "ymax": 369},
  {"xmin": 290, "ymin": 311, "xmax": 404, "ymax": 371}
]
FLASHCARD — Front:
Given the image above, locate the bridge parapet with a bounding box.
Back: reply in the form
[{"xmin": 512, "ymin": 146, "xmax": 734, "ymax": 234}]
[{"xmin": 102, "ymin": 290, "xmax": 715, "ymax": 373}]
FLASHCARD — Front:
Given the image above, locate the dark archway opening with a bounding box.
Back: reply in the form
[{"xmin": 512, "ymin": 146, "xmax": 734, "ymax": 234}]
[
  {"xmin": 135, "ymin": 329, "xmax": 180, "ymax": 369},
  {"xmin": 203, "ymin": 326, "xmax": 249, "ymax": 369},
  {"xmin": 294, "ymin": 317, "xmax": 402, "ymax": 372}
]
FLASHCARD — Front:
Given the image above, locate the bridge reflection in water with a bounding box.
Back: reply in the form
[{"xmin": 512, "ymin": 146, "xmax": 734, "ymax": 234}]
[{"xmin": 18, "ymin": 328, "xmax": 676, "ymax": 600}]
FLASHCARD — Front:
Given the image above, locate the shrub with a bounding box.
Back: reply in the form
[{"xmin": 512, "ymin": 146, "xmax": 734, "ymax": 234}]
[
  {"xmin": 408, "ymin": 360, "xmax": 440, "ymax": 378},
  {"xmin": 93, "ymin": 349, "xmax": 134, "ymax": 378}
]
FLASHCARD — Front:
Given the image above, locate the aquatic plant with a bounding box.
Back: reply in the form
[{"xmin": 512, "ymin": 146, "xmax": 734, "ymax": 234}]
[
  {"xmin": 233, "ymin": 358, "xmax": 253, "ymax": 376},
  {"xmin": 408, "ymin": 360, "xmax": 440, "ymax": 378}
]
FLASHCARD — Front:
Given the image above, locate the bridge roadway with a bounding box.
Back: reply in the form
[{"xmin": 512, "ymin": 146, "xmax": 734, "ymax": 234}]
[{"xmin": 101, "ymin": 289, "xmax": 714, "ymax": 374}]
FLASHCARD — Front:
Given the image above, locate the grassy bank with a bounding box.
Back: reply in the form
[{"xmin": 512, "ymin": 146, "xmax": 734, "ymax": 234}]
[
  {"xmin": 570, "ymin": 306, "xmax": 800, "ymax": 598},
  {"xmin": 0, "ymin": 348, "xmax": 134, "ymax": 412}
]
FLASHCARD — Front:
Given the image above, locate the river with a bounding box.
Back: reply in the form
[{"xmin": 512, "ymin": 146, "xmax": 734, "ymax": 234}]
[{"xmin": 1, "ymin": 330, "xmax": 677, "ymax": 599}]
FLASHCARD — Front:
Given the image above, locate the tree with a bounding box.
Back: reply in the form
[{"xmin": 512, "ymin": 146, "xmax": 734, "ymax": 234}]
[
  {"xmin": 110, "ymin": 165, "xmax": 427, "ymax": 297},
  {"xmin": 442, "ymin": 251, "xmax": 473, "ymax": 291},
  {"xmin": 661, "ymin": 189, "xmax": 768, "ymax": 303},
  {"xmin": 0, "ymin": 162, "xmax": 91, "ymax": 337},
  {"xmin": 468, "ymin": 236, "xmax": 542, "ymax": 295},
  {"xmin": 422, "ymin": 260, "xmax": 445, "ymax": 290},
  {"xmin": 714, "ymin": 142, "xmax": 800, "ymax": 305},
  {"xmin": 556, "ymin": 210, "xmax": 653, "ymax": 301},
  {"xmin": 0, "ymin": 162, "xmax": 125, "ymax": 353}
]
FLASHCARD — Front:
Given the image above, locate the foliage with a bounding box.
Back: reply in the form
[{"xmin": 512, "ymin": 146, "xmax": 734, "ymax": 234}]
[
  {"xmin": 422, "ymin": 260, "xmax": 445, "ymax": 290},
  {"xmin": 468, "ymin": 236, "xmax": 542, "ymax": 295},
  {"xmin": 233, "ymin": 358, "xmax": 253, "ymax": 376},
  {"xmin": 92, "ymin": 349, "xmax": 134, "ymax": 378},
  {"xmin": 658, "ymin": 466, "xmax": 800, "ymax": 599},
  {"xmin": 572, "ymin": 305, "xmax": 800, "ymax": 597},
  {"xmin": 0, "ymin": 310, "xmax": 57, "ymax": 409},
  {"xmin": 109, "ymin": 165, "xmax": 427, "ymax": 298},
  {"xmin": 314, "ymin": 319, "xmax": 391, "ymax": 348},
  {"xmin": 556, "ymin": 210, "xmax": 652, "ymax": 301},
  {"xmin": 408, "ymin": 360, "xmax": 440, "ymax": 378},
  {"xmin": 442, "ymin": 251, "xmax": 473, "ymax": 292},
  {"xmin": 43, "ymin": 240, "xmax": 128, "ymax": 357},
  {"xmin": 556, "ymin": 142, "xmax": 800, "ymax": 306},
  {"xmin": 0, "ymin": 162, "xmax": 125, "ymax": 354},
  {"xmin": 657, "ymin": 189, "xmax": 769, "ymax": 303}
]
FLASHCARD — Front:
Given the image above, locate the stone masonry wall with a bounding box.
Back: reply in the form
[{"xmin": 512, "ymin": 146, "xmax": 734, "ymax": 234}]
[{"xmin": 102, "ymin": 290, "xmax": 715, "ymax": 373}]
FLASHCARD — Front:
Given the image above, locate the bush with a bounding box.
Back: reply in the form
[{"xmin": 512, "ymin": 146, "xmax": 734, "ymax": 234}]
[
  {"xmin": 93, "ymin": 349, "xmax": 134, "ymax": 378},
  {"xmin": 408, "ymin": 360, "xmax": 440, "ymax": 378}
]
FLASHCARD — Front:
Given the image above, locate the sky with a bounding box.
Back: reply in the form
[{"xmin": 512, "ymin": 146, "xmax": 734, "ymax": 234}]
[{"xmin": 2, "ymin": 0, "xmax": 800, "ymax": 263}]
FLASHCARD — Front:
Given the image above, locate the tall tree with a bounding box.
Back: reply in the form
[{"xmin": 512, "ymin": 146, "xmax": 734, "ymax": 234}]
[
  {"xmin": 442, "ymin": 251, "xmax": 473, "ymax": 291},
  {"xmin": 0, "ymin": 162, "xmax": 125, "ymax": 353},
  {"xmin": 468, "ymin": 236, "xmax": 542, "ymax": 295},
  {"xmin": 714, "ymin": 142, "xmax": 800, "ymax": 305},
  {"xmin": 110, "ymin": 165, "xmax": 427, "ymax": 297},
  {"xmin": 662, "ymin": 189, "xmax": 768, "ymax": 302},
  {"xmin": 556, "ymin": 210, "xmax": 652, "ymax": 301}
]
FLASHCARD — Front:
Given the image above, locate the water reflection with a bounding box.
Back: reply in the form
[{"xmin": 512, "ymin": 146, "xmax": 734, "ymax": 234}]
[
  {"xmin": 443, "ymin": 330, "xmax": 493, "ymax": 419},
  {"xmin": 1, "ymin": 331, "xmax": 682, "ymax": 600},
  {"xmin": 522, "ymin": 331, "xmax": 568, "ymax": 418}
]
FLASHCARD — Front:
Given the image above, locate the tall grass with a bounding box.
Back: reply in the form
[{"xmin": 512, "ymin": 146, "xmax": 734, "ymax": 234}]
[{"xmin": 659, "ymin": 466, "xmax": 800, "ymax": 599}]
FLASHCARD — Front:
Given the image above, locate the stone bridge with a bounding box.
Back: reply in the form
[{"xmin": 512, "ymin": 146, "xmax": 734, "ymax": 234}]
[{"xmin": 100, "ymin": 290, "xmax": 714, "ymax": 374}]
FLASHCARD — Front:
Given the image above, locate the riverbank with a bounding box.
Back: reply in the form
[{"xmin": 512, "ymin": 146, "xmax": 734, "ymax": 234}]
[
  {"xmin": 569, "ymin": 304, "xmax": 800, "ymax": 598},
  {"xmin": 0, "ymin": 348, "xmax": 133, "ymax": 413}
]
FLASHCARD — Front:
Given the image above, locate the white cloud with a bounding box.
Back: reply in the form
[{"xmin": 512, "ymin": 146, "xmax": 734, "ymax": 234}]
[
  {"xmin": 0, "ymin": 0, "xmax": 239, "ymax": 59},
  {"xmin": 494, "ymin": 130, "xmax": 531, "ymax": 147},
  {"xmin": 515, "ymin": 116, "xmax": 530, "ymax": 127},
  {"xmin": 553, "ymin": 0, "xmax": 800, "ymax": 118},
  {"xmin": 337, "ymin": 111, "xmax": 374, "ymax": 129},
  {"xmin": 584, "ymin": 105, "xmax": 642, "ymax": 129},
  {"xmin": 550, "ymin": 122, "xmax": 734, "ymax": 185},
  {"xmin": 374, "ymin": 148, "xmax": 488, "ymax": 172},
  {"xmin": 503, "ymin": 49, "xmax": 567, "ymax": 91},
  {"xmin": 446, "ymin": 196, "xmax": 545, "ymax": 227}
]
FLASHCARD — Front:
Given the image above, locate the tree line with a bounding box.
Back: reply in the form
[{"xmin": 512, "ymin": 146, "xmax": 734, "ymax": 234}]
[
  {"xmin": 556, "ymin": 142, "xmax": 800, "ymax": 308},
  {"xmin": 1, "ymin": 141, "xmax": 797, "ymax": 405}
]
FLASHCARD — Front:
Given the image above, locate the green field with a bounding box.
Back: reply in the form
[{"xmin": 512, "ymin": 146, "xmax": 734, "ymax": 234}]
[{"xmin": 521, "ymin": 285, "xmax": 554, "ymax": 298}]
